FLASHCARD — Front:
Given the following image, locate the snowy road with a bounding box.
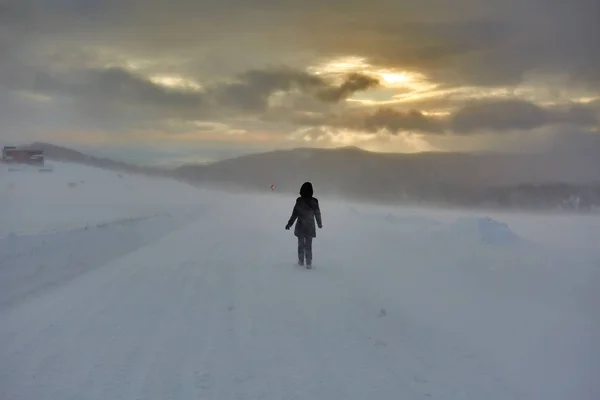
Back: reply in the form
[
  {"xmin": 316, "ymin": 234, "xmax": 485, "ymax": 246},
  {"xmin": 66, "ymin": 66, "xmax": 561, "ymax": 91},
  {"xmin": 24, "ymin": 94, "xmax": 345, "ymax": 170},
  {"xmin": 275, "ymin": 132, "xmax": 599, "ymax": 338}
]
[
  {"xmin": 1, "ymin": 174, "xmax": 599, "ymax": 399},
  {"xmin": 3, "ymin": 204, "xmax": 450, "ymax": 400}
]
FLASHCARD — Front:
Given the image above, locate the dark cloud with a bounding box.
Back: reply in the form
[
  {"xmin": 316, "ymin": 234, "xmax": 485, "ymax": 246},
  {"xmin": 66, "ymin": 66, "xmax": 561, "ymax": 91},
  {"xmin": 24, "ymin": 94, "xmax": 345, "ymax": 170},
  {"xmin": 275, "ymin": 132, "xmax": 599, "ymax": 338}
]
[
  {"xmin": 1, "ymin": 0, "xmax": 600, "ymax": 149},
  {"xmin": 32, "ymin": 67, "xmax": 203, "ymax": 108},
  {"xmin": 212, "ymin": 68, "xmax": 322, "ymax": 113},
  {"xmin": 450, "ymin": 100, "xmax": 598, "ymax": 133},
  {"xmin": 267, "ymin": 110, "xmax": 334, "ymax": 128},
  {"xmin": 6, "ymin": 0, "xmax": 600, "ymax": 86},
  {"xmin": 261, "ymin": 106, "xmax": 445, "ymax": 136},
  {"xmin": 316, "ymin": 73, "xmax": 380, "ymax": 102},
  {"xmin": 286, "ymin": 100, "xmax": 598, "ymax": 136},
  {"xmin": 1, "ymin": 61, "xmax": 379, "ymax": 132},
  {"xmin": 40, "ymin": 65, "xmax": 376, "ymax": 116},
  {"xmin": 307, "ymin": 0, "xmax": 600, "ymax": 87},
  {"xmin": 0, "ymin": 89, "xmax": 108, "ymax": 142},
  {"xmin": 214, "ymin": 68, "xmax": 379, "ymax": 112},
  {"xmin": 357, "ymin": 108, "xmax": 443, "ymax": 135},
  {"xmin": 547, "ymin": 129, "xmax": 600, "ymax": 159}
]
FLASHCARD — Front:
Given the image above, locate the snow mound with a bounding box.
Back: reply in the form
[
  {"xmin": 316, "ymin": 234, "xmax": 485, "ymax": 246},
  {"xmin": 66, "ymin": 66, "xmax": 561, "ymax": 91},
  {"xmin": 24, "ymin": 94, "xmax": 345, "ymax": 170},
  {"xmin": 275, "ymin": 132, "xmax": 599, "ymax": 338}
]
[{"xmin": 450, "ymin": 216, "xmax": 520, "ymax": 245}]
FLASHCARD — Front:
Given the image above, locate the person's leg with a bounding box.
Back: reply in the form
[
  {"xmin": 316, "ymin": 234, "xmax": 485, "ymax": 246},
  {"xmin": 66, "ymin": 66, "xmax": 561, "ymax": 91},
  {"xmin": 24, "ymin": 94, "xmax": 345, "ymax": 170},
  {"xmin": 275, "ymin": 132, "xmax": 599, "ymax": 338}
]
[
  {"xmin": 297, "ymin": 236, "xmax": 305, "ymax": 265},
  {"xmin": 305, "ymin": 237, "xmax": 313, "ymax": 266}
]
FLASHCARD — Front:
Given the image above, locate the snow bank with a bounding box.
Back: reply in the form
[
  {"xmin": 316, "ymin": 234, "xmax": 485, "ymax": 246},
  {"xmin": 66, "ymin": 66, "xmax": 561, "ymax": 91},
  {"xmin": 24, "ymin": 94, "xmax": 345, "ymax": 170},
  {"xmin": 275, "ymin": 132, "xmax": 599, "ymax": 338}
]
[
  {"xmin": 342, "ymin": 207, "xmax": 519, "ymax": 246},
  {"xmin": 449, "ymin": 216, "xmax": 521, "ymax": 245},
  {"xmin": 0, "ymin": 161, "xmax": 210, "ymax": 237}
]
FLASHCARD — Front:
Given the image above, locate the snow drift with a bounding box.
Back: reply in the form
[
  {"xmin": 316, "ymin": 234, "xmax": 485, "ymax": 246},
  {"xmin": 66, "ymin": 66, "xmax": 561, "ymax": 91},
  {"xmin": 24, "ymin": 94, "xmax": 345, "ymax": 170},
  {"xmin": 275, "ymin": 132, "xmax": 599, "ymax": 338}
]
[{"xmin": 449, "ymin": 216, "xmax": 521, "ymax": 245}]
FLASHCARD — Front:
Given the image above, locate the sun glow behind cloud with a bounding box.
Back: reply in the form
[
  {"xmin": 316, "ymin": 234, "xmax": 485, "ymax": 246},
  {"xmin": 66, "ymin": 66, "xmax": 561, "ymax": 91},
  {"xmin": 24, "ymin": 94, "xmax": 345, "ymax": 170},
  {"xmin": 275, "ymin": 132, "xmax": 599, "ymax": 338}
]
[
  {"xmin": 288, "ymin": 125, "xmax": 436, "ymax": 153},
  {"xmin": 309, "ymin": 56, "xmax": 436, "ymax": 93},
  {"xmin": 149, "ymin": 74, "xmax": 203, "ymax": 90},
  {"xmin": 379, "ymin": 72, "xmax": 413, "ymax": 85},
  {"xmin": 309, "ymin": 55, "xmax": 600, "ymax": 114}
]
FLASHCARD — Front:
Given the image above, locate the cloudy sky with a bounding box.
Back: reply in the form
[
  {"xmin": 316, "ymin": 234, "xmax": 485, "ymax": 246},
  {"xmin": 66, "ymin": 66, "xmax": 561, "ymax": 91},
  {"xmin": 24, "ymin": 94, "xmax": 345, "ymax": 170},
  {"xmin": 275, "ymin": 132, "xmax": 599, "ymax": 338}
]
[{"xmin": 1, "ymin": 0, "xmax": 599, "ymax": 165}]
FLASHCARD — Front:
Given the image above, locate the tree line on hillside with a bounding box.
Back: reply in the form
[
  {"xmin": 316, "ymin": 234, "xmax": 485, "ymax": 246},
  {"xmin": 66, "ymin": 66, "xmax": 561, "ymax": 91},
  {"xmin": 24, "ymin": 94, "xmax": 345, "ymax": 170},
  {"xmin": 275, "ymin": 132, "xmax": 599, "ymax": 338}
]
[{"xmin": 393, "ymin": 182, "xmax": 600, "ymax": 212}]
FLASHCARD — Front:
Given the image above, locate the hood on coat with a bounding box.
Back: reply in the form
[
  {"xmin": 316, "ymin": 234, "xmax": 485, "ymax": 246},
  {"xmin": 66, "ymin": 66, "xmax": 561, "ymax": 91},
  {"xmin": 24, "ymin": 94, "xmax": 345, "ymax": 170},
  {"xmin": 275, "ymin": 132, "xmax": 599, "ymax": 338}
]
[{"xmin": 299, "ymin": 182, "xmax": 313, "ymax": 198}]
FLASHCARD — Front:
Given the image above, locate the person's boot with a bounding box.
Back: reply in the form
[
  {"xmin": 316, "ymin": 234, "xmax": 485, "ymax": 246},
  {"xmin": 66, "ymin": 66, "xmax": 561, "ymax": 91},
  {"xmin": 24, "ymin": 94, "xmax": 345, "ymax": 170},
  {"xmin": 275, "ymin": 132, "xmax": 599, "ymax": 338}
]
[
  {"xmin": 306, "ymin": 259, "xmax": 312, "ymax": 269},
  {"xmin": 298, "ymin": 259, "xmax": 304, "ymax": 266}
]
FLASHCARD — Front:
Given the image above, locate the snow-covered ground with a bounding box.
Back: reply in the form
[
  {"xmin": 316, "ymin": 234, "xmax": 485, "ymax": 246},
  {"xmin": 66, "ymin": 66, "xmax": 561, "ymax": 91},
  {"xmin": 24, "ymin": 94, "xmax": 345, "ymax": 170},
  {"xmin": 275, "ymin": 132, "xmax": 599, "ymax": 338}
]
[
  {"xmin": 0, "ymin": 161, "xmax": 211, "ymax": 236},
  {"xmin": 1, "ymin": 162, "xmax": 599, "ymax": 399}
]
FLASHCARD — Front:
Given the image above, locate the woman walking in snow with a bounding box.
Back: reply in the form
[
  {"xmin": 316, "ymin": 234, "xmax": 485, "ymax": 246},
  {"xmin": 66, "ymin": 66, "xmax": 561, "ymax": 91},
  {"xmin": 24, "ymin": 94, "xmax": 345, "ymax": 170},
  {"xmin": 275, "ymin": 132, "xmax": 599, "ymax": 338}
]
[{"xmin": 286, "ymin": 182, "xmax": 322, "ymax": 268}]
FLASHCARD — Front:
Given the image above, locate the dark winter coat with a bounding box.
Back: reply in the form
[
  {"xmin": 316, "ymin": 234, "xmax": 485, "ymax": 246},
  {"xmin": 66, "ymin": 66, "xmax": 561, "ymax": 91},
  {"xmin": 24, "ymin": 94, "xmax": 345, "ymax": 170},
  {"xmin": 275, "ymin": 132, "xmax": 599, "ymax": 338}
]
[{"xmin": 286, "ymin": 182, "xmax": 322, "ymax": 238}]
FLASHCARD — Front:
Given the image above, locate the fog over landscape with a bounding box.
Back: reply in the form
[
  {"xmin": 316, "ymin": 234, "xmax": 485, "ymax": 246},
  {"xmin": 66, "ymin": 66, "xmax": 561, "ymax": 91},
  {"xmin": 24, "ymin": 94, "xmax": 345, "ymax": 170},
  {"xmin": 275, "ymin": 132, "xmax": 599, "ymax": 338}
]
[{"xmin": 1, "ymin": 1, "xmax": 600, "ymax": 399}]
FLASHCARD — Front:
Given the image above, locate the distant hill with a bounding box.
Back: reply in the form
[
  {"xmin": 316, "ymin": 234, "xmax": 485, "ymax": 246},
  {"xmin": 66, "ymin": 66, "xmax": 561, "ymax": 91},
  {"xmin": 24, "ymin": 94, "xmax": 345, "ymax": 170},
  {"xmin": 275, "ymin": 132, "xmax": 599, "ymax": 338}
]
[
  {"xmin": 16, "ymin": 142, "xmax": 600, "ymax": 211},
  {"xmin": 173, "ymin": 146, "xmax": 600, "ymax": 209},
  {"xmin": 23, "ymin": 142, "xmax": 170, "ymax": 178}
]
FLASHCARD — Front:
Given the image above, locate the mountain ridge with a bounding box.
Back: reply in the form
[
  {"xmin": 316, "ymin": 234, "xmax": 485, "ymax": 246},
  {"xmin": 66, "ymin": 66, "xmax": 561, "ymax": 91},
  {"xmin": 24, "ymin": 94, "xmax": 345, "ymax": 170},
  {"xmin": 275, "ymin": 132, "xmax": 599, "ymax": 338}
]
[{"xmin": 13, "ymin": 142, "xmax": 600, "ymax": 211}]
